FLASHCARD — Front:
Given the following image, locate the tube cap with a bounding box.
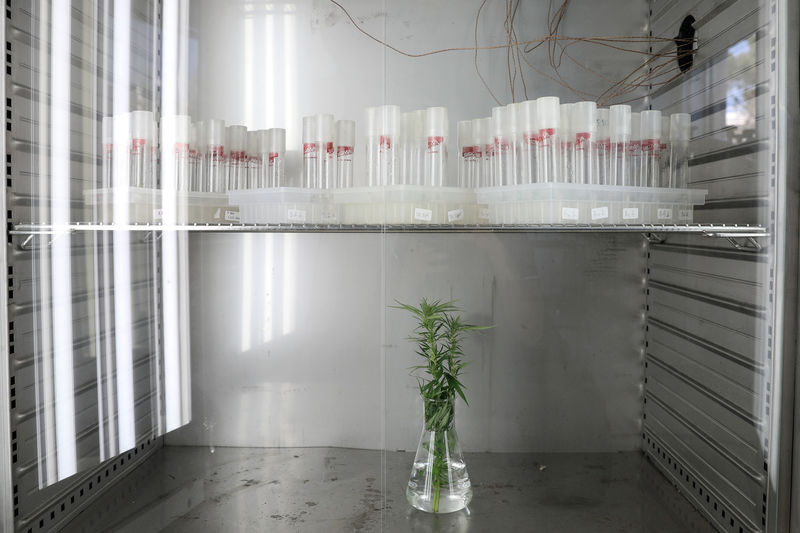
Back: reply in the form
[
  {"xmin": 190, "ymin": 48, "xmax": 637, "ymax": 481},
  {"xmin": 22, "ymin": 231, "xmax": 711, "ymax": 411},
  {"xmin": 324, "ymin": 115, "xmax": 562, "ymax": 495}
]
[
  {"xmin": 131, "ymin": 110, "xmax": 153, "ymax": 141},
  {"xmin": 247, "ymin": 130, "xmax": 259, "ymax": 155},
  {"xmin": 226, "ymin": 125, "xmax": 247, "ymax": 152},
  {"xmin": 268, "ymin": 128, "xmax": 286, "ymax": 152},
  {"xmin": 457, "ymin": 120, "xmax": 472, "ymax": 148},
  {"xmin": 425, "ymin": 106, "xmax": 448, "ymax": 137},
  {"xmin": 492, "ymin": 106, "xmax": 508, "ymax": 136},
  {"xmin": 560, "ymin": 104, "xmax": 573, "ymax": 139},
  {"xmin": 479, "ymin": 117, "xmax": 493, "ymax": 145},
  {"xmin": 609, "ymin": 105, "xmax": 631, "ymax": 141},
  {"xmin": 102, "ymin": 116, "xmax": 114, "ymax": 144},
  {"xmin": 206, "ymin": 119, "xmax": 226, "ymax": 146},
  {"xmin": 506, "ymin": 103, "xmax": 521, "ymax": 133},
  {"xmin": 336, "ymin": 120, "xmax": 355, "ymax": 147},
  {"xmin": 640, "ymin": 110, "xmax": 662, "ymax": 140},
  {"xmin": 596, "ymin": 108, "xmax": 609, "ymax": 140},
  {"xmin": 302, "ymin": 116, "xmax": 316, "ymax": 143},
  {"xmin": 571, "ymin": 101, "xmax": 597, "ymax": 135},
  {"xmin": 630, "ymin": 112, "xmax": 641, "ymax": 141},
  {"xmin": 536, "ymin": 96, "xmax": 561, "ymax": 130},
  {"xmin": 661, "ymin": 116, "xmax": 670, "ymax": 143},
  {"xmin": 471, "ymin": 118, "xmax": 484, "ymax": 146},
  {"xmin": 316, "ymin": 113, "xmax": 335, "ymax": 143},
  {"xmin": 670, "ymin": 113, "xmax": 691, "ymax": 141},
  {"xmin": 520, "ymin": 100, "xmax": 537, "ymax": 133}
]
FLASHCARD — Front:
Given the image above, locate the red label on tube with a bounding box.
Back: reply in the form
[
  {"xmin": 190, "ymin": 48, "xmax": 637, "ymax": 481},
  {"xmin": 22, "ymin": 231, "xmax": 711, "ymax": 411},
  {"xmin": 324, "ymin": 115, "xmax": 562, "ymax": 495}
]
[
  {"xmin": 174, "ymin": 142, "xmax": 190, "ymax": 155},
  {"xmin": 485, "ymin": 144, "xmax": 496, "ymax": 157},
  {"xmin": 427, "ymin": 136, "xmax": 443, "ymax": 151},
  {"xmin": 461, "ymin": 146, "xmax": 474, "ymax": 158},
  {"xmin": 131, "ymin": 138, "xmax": 146, "ymax": 154},
  {"xmin": 495, "ymin": 137, "xmax": 511, "ymax": 152},
  {"xmin": 269, "ymin": 152, "xmax": 279, "ymax": 164},
  {"xmin": 337, "ymin": 146, "xmax": 353, "ymax": 158},
  {"xmin": 523, "ymin": 132, "xmax": 540, "ymax": 146},
  {"xmin": 575, "ymin": 131, "xmax": 591, "ymax": 150},
  {"xmin": 379, "ymin": 135, "xmax": 392, "ymax": 150},
  {"xmin": 303, "ymin": 143, "xmax": 318, "ymax": 157},
  {"xmin": 641, "ymin": 139, "xmax": 658, "ymax": 152},
  {"xmin": 325, "ymin": 142, "xmax": 334, "ymax": 155}
]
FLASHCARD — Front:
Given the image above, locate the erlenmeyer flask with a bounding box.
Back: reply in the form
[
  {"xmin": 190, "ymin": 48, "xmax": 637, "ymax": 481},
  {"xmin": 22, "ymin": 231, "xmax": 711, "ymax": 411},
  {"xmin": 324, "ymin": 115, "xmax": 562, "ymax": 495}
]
[{"xmin": 406, "ymin": 396, "xmax": 472, "ymax": 513}]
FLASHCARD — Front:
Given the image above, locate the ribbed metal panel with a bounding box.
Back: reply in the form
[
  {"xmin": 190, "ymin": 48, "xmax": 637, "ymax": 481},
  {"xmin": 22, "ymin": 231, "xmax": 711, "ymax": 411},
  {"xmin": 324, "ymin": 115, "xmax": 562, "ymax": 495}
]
[
  {"xmin": 645, "ymin": 1, "xmax": 774, "ymax": 531},
  {"xmin": 6, "ymin": 1, "xmax": 168, "ymax": 531}
]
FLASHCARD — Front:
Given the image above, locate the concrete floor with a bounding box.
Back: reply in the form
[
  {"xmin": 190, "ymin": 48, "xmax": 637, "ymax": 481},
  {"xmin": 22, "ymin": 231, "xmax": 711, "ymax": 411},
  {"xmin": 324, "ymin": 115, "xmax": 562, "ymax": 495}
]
[{"xmin": 62, "ymin": 446, "xmax": 717, "ymax": 533}]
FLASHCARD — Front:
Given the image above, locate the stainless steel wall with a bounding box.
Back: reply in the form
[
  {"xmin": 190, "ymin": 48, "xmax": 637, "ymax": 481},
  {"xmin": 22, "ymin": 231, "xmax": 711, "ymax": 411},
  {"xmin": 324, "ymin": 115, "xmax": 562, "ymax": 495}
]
[{"xmin": 168, "ymin": 232, "xmax": 648, "ymax": 453}]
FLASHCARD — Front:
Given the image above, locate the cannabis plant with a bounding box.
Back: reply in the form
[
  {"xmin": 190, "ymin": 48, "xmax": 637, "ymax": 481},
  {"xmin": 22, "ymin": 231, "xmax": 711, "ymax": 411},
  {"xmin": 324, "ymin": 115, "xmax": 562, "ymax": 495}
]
[{"xmin": 395, "ymin": 298, "xmax": 489, "ymax": 513}]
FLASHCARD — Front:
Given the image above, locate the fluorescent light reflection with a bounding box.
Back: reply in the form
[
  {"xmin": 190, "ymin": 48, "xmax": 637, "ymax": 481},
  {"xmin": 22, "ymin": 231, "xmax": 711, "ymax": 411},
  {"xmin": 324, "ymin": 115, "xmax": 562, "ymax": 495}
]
[
  {"xmin": 263, "ymin": 234, "xmax": 274, "ymax": 344},
  {"xmin": 241, "ymin": 234, "xmax": 254, "ymax": 353},
  {"xmin": 50, "ymin": 0, "xmax": 77, "ymax": 480},
  {"xmin": 281, "ymin": 234, "xmax": 296, "ymax": 336}
]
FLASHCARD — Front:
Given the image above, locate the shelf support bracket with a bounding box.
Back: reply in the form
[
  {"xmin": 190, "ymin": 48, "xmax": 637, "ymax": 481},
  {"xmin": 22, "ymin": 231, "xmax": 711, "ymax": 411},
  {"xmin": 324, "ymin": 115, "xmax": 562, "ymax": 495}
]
[{"xmin": 642, "ymin": 232, "xmax": 666, "ymax": 244}]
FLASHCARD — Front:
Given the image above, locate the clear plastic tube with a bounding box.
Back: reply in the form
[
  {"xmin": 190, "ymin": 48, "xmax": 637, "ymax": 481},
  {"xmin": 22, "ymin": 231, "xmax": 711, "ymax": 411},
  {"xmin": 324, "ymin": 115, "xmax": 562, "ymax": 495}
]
[
  {"xmin": 457, "ymin": 120, "xmax": 472, "ymax": 188},
  {"xmin": 191, "ymin": 121, "xmax": 204, "ymax": 191},
  {"xmin": 365, "ymin": 107, "xmax": 379, "ymax": 186},
  {"xmin": 659, "ymin": 116, "xmax": 671, "ymax": 187},
  {"xmin": 640, "ymin": 110, "xmax": 662, "ymax": 187},
  {"xmin": 411, "ymin": 110, "xmax": 426, "ymax": 186},
  {"xmin": 507, "ymin": 103, "xmax": 522, "ymax": 185},
  {"xmin": 316, "ymin": 113, "xmax": 335, "ymax": 189},
  {"xmin": 302, "ymin": 116, "xmax": 318, "ymax": 188},
  {"xmin": 205, "ymin": 119, "xmax": 227, "ymax": 193},
  {"xmin": 162, "ymin": 115, "xmax": 190, "ymax": 191},
  {"xmin": 268, "ymin": 128, "xmax": 286, "ymax": 187},
  {"xmin": 470, "ymin": 118, "xmax": 484, "ymax": 188},
  {"xmin": 572, "ymin": 101, "xmax": 597, "ymax": 185},
  {"xmin": 399, "ymin": 112, "xmax": 413, "ymax": 185},
  {"xmin": 596, "ymin": 108, "xmax": 610, "ymax": 185},
  {"xmin": 480, "ymin": 117, "xmax": 494, "ymax": 187},
  {"xmin": 102, "ymin": 116, "xmax": 113, "ymax": 188},
  {"xmin": 149, "ymin": 118, "xmax": 158, "ymax": 188},
  {"xmin": 559, "ymin": 103, "xmax": 573, "ymax": 183},
  {"xmin": 130, "ymin": 110, "xmax": 152, "ymax": 188},
  {"xmin": 246, "ymin": 130, "xmax": 261, "ymax": 190},
  {"xmin": 226, "ymin": 125, "xmax": 247, "ymax": 190},
  {"xmin": 520, "ymin": 100, "xmax": 537, "ymax": 184},
  {"xmin": 425, "ymin": 106, "xmax": 448, "ymax": 186},
  {"xmin": 336, "ymin": 120, "xmax": 355, "ymax": 188},
  {"xmin": 536, "ymin": 97, "xmax": 560, "ymax": 183},
  {"xmin": 628, "ymin": 112, "xmax": 642, "ymax": 186},
  {"xmin": 492, "ymin": 106, "xmax": 512, "ymax": 186},
  {"xmin": 670, "ymin": 113, "xmax": 690, "ymax": 188},
  {"xmin": 609, "ymin": 105, "xmax": 631, "ymax": 186}
]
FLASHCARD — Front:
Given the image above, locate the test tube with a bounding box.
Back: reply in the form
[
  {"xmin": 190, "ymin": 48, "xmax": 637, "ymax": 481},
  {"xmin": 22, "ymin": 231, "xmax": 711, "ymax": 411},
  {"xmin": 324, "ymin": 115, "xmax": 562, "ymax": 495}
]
[
  {"xmin": 596, "ymin": 108, "xmax": 610, "ymax": 185},
  {"xmin": 470, "ymin": 118, "xmax": 484, "ymax": 188},
  {"xmin": 559, "ymin": 103, "xmax": 573, "ymax": 183},
  {"xmin": 572, "ymin": 102, "xmax": 597, "ymax": 185},
  {"xmin": 411, "ymin": 110, "xmax": 426, "ymax": 185},
  {"xmin": 191, "ymin": 121, "xmax": 205, "ymax": 191},
  {"xmin": 130, "ymin": 110, "xmax": 152, "ymax": 188},
  {"xmin": 425, "ymin": 106, "xmax": 448, "ymax": 187},
  {"xmin": 226, "ymin": 125, "xmax": 247, "ymax": 190},
  {"xmin": 640, "ymin": 110, "xmax": 662, "ymax": 187},
  {"xmin": 316, "ymin": 113, "xmax": 335, "ymax": 189},
  {"xmin": 492, "ymin": 106, "xmax": 512, "ymax": 186},
  {"xmin": 536, "ymin": 97, "xmax": 560, "ymax": 182},
  {"xmin": 336, "ymin": 120, "xmax": 355, "ymax": 188},
  {"xmin": 205, "ymin": 119, "xmax": 226, "ymax": 192},
  {"xmin": 520, "ymin": 99, "xmax": 537, "ymax": 184},
  {"xmin": 399, "ymin": 112, "xmax": 413, "ymax": 184},
  {"xmin": 669, "ymin": 113, "xmax": 691, "ymax": 188},
  {"xmin": 659, "ymin": 116, "xmax": 671, "ymax": 187},
  {"xmin": 609, "ymin": 105, "xmax": 631, "ymax": 186},
  {"xmin": 507, "ymin": 103, "xmax": 522, "ymax": 185},
  {"xmin": 149, "ymin": 118, "xmax": 159, "ymax": 188},
  {"xmin": 628, "ymin": 112, "xmax": 642, "ymax": 186},
  {"xmin": 457, "ymin": 120, "xmax": 472, "ymax": 188},
  {"xmin": 480, "ymin": 117, "xmax": 495, "ymax": 187},
  {"xmin": 102, "ymin": 116, "xmax": 113, "ymax": 188},
  {"xmin": 161, "ymin": 115, "xmax": 190, "ymax": 191},
  {"xmin": 246, "ymin": 130, "xmax": 261, "ymax": 190},
  {"xmin": 268, "ymin": 128, "xmax": 286, "ymax": 187},
  {"xmin": 302, "ymin": 116, "xmax": 318, "ymax": 188}
]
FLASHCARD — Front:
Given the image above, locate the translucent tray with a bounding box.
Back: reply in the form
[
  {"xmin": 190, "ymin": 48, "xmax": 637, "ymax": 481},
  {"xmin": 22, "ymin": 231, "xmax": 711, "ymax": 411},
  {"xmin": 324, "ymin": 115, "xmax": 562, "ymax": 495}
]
[
  {"xmin": 228, "ymin": 187, "xmax": 336, "ymax": 224},
  {"xmin": 475, "ymin": 183, "xmax": 708, "ymax": 225},
  {"xmin": 85, "ymin": 188, "xmax": 236, "ymax": 224},
  {"xmin": 332, "ymin": 185, "xmax": 476, "ymax": 225}
]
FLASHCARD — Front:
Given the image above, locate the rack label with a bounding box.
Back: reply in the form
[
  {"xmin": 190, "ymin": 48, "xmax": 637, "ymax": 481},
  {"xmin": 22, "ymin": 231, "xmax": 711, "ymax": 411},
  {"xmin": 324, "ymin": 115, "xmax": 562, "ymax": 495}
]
[
  {"xmin": 479, "ymin": 207, "xmax": 490, "ymax": 220},
  {"xmin": 153, "ymin": 208, "xmax": 163, "ymax": 220},
  {"xmin": 591, "ymin": 206, "xmax": 609, "ymax": 221},
  {"xmin": 561, "ymin": 207, "xmax": 579, "ymax": 221},
  {"xmin": 447, "ymin": 209, "xmax": 464, "ymax": 222},
  {"xmin": 678, "ymin": 209, "xmax": 692, "ymax": 221},
  {"xmin": 657, "ymin": 208, "xmax": 673, "ymax": 220},
  {"xmin": 287, "ymin": 209, "xmax": 307, "ymax": 223},
  {"xmin": 622, "ymin": 207, "xmax": 639, "ymax": 220},
  {"xmin": 414, "ymin": 208, "xmax": 433, "ymax": 222},
  {"xmin": 224, "ymin": 210, "xmax": 240, "ymax": 222}
]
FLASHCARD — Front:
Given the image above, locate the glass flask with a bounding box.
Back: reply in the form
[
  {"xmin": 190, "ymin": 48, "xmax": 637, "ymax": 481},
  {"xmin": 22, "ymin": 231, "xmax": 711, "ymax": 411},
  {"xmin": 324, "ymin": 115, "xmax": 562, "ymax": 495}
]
[{"xmin": 406, "ymin": 397, "xmax": 472, "ymax": 514}]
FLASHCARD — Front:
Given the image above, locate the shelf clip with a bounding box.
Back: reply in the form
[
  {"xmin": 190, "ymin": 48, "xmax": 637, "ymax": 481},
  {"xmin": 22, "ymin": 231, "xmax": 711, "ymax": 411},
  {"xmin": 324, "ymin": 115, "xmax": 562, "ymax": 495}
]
[
  {"xmin": 17, "ymin": 231, "xmax": 72, "ymax": 251},
  {"xmin": 141, "ymin": 231, "xmax": 163, "ymax": 243},
  {"xmin": 642, "ymin": 232, "xmax": 666, "ymax": 244}
]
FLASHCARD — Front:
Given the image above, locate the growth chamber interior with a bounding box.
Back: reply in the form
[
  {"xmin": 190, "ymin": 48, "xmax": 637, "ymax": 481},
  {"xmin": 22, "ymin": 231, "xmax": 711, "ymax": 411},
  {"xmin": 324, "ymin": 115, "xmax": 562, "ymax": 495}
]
[{"xmin": 1, "ymin": 0, "xmax": 797, "ymax": 532}]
